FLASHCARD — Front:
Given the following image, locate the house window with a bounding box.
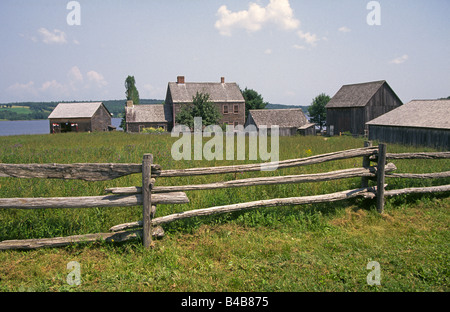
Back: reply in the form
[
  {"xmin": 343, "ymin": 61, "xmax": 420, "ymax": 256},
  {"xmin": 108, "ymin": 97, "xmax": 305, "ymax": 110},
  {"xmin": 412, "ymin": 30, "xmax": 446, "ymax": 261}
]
[
  {"xmin": 234, "ymin": 121, "xmax": 239, "ymax": 127},
  {"xmin": 234, "ymin": 104, "xmax": 239, "ymax": 114},
  {"xmin": 223, "ymin": 105, "xmax": 229, "ymax": 114}
]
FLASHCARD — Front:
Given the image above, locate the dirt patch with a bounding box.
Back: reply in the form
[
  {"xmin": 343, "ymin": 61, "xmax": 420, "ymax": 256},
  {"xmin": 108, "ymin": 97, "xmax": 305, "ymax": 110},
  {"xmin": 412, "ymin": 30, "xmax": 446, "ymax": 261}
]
[{"xmin": 330, "ymin": 207, "xmax": 367, "ymax": 227}]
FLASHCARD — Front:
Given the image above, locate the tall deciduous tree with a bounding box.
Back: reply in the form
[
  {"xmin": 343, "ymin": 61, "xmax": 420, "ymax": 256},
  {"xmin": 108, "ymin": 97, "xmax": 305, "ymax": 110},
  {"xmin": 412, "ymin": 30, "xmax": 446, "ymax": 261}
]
[
  {"xmin": 175, "ymin": 92, "xmax": 221, "ymax": 129},
  {"xmin": 308, "ymin": 93, "xmax": 330, "ymax": 133},
  {"xmin": 121, "ymin": 75, "xmax": 140, "ymax": 130},
  {"xmin": 125, "ymin": 75, "xmax": 140, "ymax": 105},
  {"xmin": 241, "ymin": 88, "xmax": 268, "ymax": 120}
]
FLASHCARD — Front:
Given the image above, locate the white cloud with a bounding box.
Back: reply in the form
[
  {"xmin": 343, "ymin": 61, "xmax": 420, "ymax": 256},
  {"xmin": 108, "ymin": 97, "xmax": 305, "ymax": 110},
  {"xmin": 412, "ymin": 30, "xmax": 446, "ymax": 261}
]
[
  {"xmin": 293, "ymin": 44, "xmax": 306, "ymax": 50},
  {"xmin": 338, "ymin": 26, "xmax": 351, "ymax": 33},
  {"xmin": 40, "ymin": 80, "xmax": 67, "ymax": 96},
  {"xmin": 7, "ymin": 81, "xmax": 38, "ymax": 97},
  {"xmin": 264, "ymin": 48, "xmax": 272, "ymax": 55},
  {"xmin": 297, "ymin": 30, "xmax": 319, "ymax": 46},
  {"xmin": 7, "ymin": 67, "xmax": 108, "ymax": 100},
  {"xmin": 215, "ymin": 0, "xmax": 300, "ymax": 36},
  {"xmin": 390, "ymin": 54, "xmax": 409, "ymax": 64},
  {"xmin": 67, "ymin": 66, "xmax": 84, "ymax": 90},
  {"xmin": 37, "ymin": 28, "xmax": 67, "ymax": 44},
  {"xmin": 87, "ymin": 70, "xmax": 108, "ymax": 87}
]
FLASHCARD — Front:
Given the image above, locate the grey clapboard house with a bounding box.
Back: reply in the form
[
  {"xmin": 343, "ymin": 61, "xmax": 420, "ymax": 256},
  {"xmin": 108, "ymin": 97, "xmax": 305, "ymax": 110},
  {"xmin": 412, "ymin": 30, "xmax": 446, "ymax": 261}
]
[
  {"xmin": 165, "ymin": 76, "xmax": 246, "ymax": 130},
  {"xmin": 245, "ymin": 108, "xmax": 315, "ymax": 136},
  {"xmin": 125, "ymin": 101, "xmax": 172, "ymax": 132},
  {"xmin": 48, "ymin": 102, "xmax": 112, "ymax": 133},
  {"xmin": 326, "ymin": 80, "xmax": 402, "ymax": 136},
  {"xmin": 366, "ymin": 99, "xmax": 450, "ymax": 150}
]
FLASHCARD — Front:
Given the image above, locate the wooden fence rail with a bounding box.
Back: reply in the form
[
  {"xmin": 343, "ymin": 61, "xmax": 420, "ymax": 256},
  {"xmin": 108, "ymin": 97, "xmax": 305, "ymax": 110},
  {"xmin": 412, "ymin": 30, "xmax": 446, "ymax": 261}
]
[{"xmin": 0, "ymin": 142, "xmax": 449, "ymax": 250}]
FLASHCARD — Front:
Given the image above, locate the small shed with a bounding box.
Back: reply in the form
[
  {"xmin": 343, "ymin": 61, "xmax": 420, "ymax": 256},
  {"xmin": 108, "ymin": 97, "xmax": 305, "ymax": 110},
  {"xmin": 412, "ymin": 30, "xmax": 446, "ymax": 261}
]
[
  {"xmin": 125, "ymin": 102, "xmax": 172, "ymax": 132},
  {"xmin": 366, "ymin": 99, "xmax": 450, "ymax": 150},
  {"xmin": 48, "ymin": 102, "xmax": 111, "ymax": 133},
  {"xmin": 245, "ymin": 108, "xmax": 315, "ymax": 136},
  {"xmin": 326, "ymin": 80, "xmax": 402, "ymax": 136}
]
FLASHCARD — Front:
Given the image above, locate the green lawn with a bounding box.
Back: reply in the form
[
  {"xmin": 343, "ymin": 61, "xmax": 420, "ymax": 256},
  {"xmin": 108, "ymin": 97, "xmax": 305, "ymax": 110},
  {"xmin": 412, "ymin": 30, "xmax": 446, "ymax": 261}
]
[{"xmin": 0, "ymin": 132, "xmax": 448, "ymax": 292}]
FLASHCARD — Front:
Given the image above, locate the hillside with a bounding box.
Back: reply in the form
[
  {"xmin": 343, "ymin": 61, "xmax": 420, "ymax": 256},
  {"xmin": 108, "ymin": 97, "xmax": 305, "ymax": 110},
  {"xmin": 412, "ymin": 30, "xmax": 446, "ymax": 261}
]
[
  {"xmin": 0, "ymin": 101, "xmax": 308, "ymax": 120},
  {"xmin": 266, "ymin": 103, "xmax": 310, "ymax": 115},
  {"xmin": 0, "ymin": 99, "xmax": 163, "ymax": 120}
]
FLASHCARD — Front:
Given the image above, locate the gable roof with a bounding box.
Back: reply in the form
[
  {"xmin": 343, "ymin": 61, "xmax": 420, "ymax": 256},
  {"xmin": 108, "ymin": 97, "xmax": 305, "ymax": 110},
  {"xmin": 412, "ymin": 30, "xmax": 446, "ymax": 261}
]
[
  {"xmin": 168, "ymin": 82, "xmax": 245, "ymax": 103},
  {"xmin": 366, "ymin": 100, "xmax": 450, "ymax": 130},
  {"xmin": 248, "ymin": 108, "xmax": 313, "ymax": 128},
  {"xmin": 126, "ymin": 104, "xmax": 172, "ymax": 123},
  {"xmin": 326, "ymin": 80, "xmax": 388, "ymax": 108},
  {"xmin": 48, "ymin": 102, "xmax": 110, "ymax": 119}
]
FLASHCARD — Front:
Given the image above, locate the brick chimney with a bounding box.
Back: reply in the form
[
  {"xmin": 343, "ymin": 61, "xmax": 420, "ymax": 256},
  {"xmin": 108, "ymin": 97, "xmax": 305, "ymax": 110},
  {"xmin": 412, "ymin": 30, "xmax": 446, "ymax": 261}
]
[
  {"xmin": 177, "ymin": 76, "xmax": 185, "ymax": 84},
  {"xmin": 221, "ymin": 77, "xmax": 225, "ymax": 83}
]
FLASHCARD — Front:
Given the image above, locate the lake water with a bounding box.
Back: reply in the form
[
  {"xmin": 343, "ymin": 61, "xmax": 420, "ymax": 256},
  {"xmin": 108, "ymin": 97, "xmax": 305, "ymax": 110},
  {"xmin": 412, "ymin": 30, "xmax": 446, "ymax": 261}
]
[{"xmin": 0, "ymin": 118, "xmax": 123, "ymax": 136}]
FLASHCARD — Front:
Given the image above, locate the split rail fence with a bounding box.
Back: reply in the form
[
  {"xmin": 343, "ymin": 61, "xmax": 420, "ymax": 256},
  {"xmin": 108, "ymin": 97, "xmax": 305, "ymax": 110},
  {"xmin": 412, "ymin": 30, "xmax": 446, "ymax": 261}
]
[{"xmin": 0, "ymin": 143, "xmax": 449, "ymax": 250}]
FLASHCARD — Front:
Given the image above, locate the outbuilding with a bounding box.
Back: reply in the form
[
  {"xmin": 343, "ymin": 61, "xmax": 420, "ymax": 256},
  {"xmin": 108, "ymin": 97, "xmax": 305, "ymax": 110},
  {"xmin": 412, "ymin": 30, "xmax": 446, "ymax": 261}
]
[
  {"xmin": 48, "ymin": 102, "xmax": 111, "ymax": 133},
  {"xmin": 125, "ymin": 101, "xmax": 172, "ymax": 132},
  {"xmin": 245, "ymin": 108, "xmax": 315, "ymax": 136},
  {"xmin": 326, "ymin": 80, "xmax": 402, "ymax": 136},
  {"xmin": 366, "ymin": 99, "xmax": 450, "ymax": 150}
]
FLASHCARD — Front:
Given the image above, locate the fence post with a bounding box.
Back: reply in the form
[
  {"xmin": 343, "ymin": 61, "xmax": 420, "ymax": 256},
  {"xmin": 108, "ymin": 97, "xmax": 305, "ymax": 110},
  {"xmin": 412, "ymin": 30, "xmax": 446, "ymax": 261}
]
[
  {"xmin": 361, "ymin": 141, "xmax": 373, "ymax": 188},
  {"xmin": 376, "ymin": 144, "xmax": 387, "ymax": 213},
  {"xmin": 142, "ymin": 154, "xmax": 153, "ymax": 249}
]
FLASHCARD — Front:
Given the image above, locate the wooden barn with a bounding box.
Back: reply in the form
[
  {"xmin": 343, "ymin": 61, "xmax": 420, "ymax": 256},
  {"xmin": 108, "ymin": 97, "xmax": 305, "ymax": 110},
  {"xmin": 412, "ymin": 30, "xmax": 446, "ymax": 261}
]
[
  {"xmin": 125, "ymin": 101, "xmax": 172, "ymax": 132},
  {"xmin": 326, "ymin": 80, "xmax": 402, "ymax": 136},
  {"xmin": 366, "ymin": 99, "xmax": 450, "ymax": 150},
  {"xmin": 165, "ymin": 76, "xmax": 246, "ymax": 130},
  {"xmin": 245, "ymin": 108, "xmax": 315, "ymax": 136},
  {"xmin": 48, "ymin": 102, "xmax": 111, "ymax": 133}
]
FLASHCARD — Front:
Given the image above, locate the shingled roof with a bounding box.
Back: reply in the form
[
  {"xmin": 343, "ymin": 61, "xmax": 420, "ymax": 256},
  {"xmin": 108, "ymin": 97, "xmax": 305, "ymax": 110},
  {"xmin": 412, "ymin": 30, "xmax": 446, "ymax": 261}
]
[
  {"xmin": 48, "ymin": 102, "xmax": 109, "ymax": 119},
  {"xmin": 248, "ymin": 108, "xmax": 313, "ymax": 128},
  {"xmin": 168, "ymin": 81, "xmax": 244, "ymax": 103},
  {"xmin": 125, "ymin": 104, "xmax": 172, "ymax": 123},
  {"xmin": 366, "ymin": 100, "xmax": 450, "ymax": 130},
  {"xmin": 326, "ymin": 80, "xmax": 388, "ymax": 108}
]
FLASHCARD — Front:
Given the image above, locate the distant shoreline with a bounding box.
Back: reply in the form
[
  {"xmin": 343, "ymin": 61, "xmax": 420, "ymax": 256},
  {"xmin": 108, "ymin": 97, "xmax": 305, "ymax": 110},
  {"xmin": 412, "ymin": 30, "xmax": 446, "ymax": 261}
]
[{"xmin": 0, "ymin": 101, "xmax": 310, "ymax": 121}]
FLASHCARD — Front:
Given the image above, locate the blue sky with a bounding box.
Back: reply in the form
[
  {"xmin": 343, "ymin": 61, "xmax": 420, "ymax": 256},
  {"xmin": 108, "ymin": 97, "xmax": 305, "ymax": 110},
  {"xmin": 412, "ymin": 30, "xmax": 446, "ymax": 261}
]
[{"xmin": 0, "ymin": 0, "xmax": 449, "ymax": 106}]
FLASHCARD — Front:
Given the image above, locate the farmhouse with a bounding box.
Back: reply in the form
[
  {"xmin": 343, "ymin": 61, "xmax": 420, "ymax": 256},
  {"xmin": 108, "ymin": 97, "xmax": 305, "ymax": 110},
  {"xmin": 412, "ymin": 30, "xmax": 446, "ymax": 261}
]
[
  {"xmin": 326, "ymin": 80, "xmax": 402, "ymax": 136},
  {"xmin": 125, "ymin": 101, "xmax": 172, "ymax": 132},
  {"xmin": 366, "ymin": 99, "xmax": 450, "ymax": 150},
  {"xmin": 48, "ymin": 102, "xmax": 111, "ymax": 133},
  {"xmin": 165, "ymin": 76, "xmax": 246, "ymax": 130},
  {"xmin": 245, "ymin": 108, "xmax": 315, "ymax": 136}
]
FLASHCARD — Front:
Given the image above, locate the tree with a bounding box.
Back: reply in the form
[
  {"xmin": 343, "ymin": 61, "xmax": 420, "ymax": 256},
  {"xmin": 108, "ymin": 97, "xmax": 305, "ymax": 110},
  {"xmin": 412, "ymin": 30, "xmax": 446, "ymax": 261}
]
[
  {"xmin": 121, "ymin": 75, "xmax": 140, "ymax": 130},
  {"xmin": 308, "ymin": 93, "xmax": 330, "ymax": 133},
  {"xmin": 241, "ymin": 88, "xmax": 268, "ymax": 120},
  {"xmin": 175, "ymin": 92, "xmax": 221, "ymax": 129},
  {"xmin": 125, "ymin": 75, "xmax": 140, "ymax": 105}
]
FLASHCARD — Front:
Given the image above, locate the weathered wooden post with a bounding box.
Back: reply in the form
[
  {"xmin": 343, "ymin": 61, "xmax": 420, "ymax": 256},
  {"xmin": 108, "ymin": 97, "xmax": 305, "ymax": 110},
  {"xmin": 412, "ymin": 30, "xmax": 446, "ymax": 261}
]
[
  {"xmin": 142, "ymin": 154, "xmax": 153, "ymax": 249},
  {"xmin": 376, "ymin": 143, "xmax": 387, "ymax": 213},
  {"xmin": 361, "ymin": 141, "xmax": 373, "ymax": 188}
]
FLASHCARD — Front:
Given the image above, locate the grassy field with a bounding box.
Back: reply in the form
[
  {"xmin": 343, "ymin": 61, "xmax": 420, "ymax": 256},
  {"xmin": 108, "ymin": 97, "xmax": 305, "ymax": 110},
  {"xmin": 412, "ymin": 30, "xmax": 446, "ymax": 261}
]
[{"xmin": 0, "ymin": 132, "xmax": 448, "ymax": 292}]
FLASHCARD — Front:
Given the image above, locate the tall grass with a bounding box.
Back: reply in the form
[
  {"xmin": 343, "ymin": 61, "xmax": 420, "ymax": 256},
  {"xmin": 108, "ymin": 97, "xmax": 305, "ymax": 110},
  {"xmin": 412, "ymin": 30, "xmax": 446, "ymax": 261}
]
[{"xmin": 0, "ymin": 132, "xmax": 448, "ymax": 292}]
